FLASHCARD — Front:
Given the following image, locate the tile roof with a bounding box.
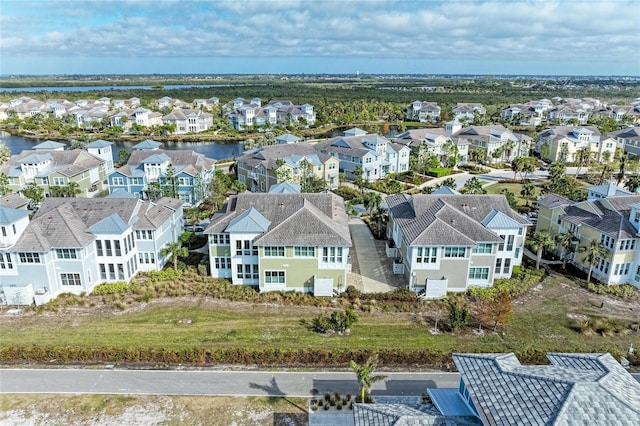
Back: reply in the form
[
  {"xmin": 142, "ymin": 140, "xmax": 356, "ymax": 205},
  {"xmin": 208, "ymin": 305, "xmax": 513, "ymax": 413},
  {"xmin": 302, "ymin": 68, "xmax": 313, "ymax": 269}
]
[
  {"xmin": 454, "ymin": 352, "xmax": 640, "ymax": 426},
  {"xmin": 353, "ymin": 402, "xmax": 480, "ymax": 426},
  {"xmin": 204, "ymin": 193, "xmax": 351, "ymax": 247},
  {"xmin": 11, "ymin": 197, "xmax": 182, "ymax": 251},
  {"xmin": 386, "ymin": 194, "xmax": 529, "ymax": 246}
]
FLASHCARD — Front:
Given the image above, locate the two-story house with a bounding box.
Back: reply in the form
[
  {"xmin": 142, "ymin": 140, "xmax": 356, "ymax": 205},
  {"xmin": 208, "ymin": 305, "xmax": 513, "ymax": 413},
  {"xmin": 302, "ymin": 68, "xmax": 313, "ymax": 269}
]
[
  {"xmin": 108, "ymin": 141, "xmax": 216, "ymax": 205},
  {"xmin": 385, "ymin": 194, "xmax": 530, "ymax": 298},
  {"xmin": 394, "ymin": 123, "xmax": 469, "ymax": 166},
  {"xmin": 0, "ymin": 197, "xmax": 184, "ymax": 305},
  {"xmin": 236, "ymin": 143, "xmax": 339, "ymax": 193},
  {"xmin": 161, "ymin": 109, "xmax": 213, "ymax": 134},
  {"xmin": 536, "ymin": 192, "xmax": 640, "ymax": 286},
  {"xmin": 537, "ymin": 125, "xmax": 616, "ymax": 162},
  {"xmin": 452, "ymin": 103, "xmax": 486, "ymax": 123},
  {"xmin": 406, "ymin": 101, "xmax": 441, "ymax": 122},
  {"xmin": 609, "ymin": 127, "xmax": 640, "ymax": 159},
  {"xmin": 0, "ymin": 145, "xmax": 108, "ymax": 198},
  {"xmin": 205, "ymin": 193, "xmax": 351, "ymax": 296},
  {"xmin": 314, "ymin": 128, "xmax": 410, "ymax": 181}
]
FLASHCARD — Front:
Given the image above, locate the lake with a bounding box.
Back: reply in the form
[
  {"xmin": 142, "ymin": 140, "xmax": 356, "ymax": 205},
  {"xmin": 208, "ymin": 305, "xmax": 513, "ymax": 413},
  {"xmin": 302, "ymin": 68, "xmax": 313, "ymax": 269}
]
[
  {"xmin": 0, "ymin": 132, "xmax": 244, "ymax": 162},
  {"xmin": 0, "ymin": 84, "xmax": 235, "ymax": 93}
]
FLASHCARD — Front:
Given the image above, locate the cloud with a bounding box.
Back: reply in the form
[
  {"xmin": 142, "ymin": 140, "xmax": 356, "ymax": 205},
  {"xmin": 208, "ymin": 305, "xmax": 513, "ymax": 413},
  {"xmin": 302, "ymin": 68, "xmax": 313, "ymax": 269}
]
[{"xmin": 1, "ymin": 0, "xmax": 638, "ymax": 74}]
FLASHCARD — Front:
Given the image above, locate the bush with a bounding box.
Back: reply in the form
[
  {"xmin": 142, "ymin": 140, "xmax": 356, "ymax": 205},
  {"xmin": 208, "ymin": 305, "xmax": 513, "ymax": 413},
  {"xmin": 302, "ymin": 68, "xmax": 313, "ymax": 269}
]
[
  {"xmin": 92, "ymin": 281, "xmax": 130, "ymax": 295},
  {"xmin": 468, "ymin": 266, "xmax": 544, "ymax": 300},
  {"xmin": 310, "ymin": 309, "xmax": 359, "ymax": 334},
  {"xmin": 585, "ymin": 282, "xmax": 637, "ymax": 298},
  {"xmin": 448, "ymin": 299, "xmax": 470, "ymax": 331},
  {"xmin": 426, "ymin": 168, "xmax": 451, "ymax": 178}
]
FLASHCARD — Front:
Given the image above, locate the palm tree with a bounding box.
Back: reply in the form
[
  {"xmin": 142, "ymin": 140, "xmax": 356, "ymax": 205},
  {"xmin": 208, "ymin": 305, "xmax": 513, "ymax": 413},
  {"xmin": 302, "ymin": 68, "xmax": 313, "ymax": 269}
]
[
  {"xmin": 160, "ymin": 241, "xmax": 189, "ymax": 271},
  {"xmin": 66, "ymin": 181, "xmax": 82, "ymax": 197},
  {"xmin": 555, "ymin": 230, "xmax": 578, "ymax": 270},
  {"xmin": 520, "ymin": 182, "xmax": 536, "ymax": 207},
  {"xmin": 580, "ymin": 240, "xmax": 608, "ymax": 283},
  {"xmin": 349, "ymin": 354, "xmax": 387, "ymax": 403},
  {"xmin": 624, "ymin": 174, "xmax": 640, "ymax": 193},
  {"xmin": 502, "ymin": 141, "xmax": 515, "ymax": 162},
  {"xmin": 529, "ymin": 231, "xmax": 554, "ymax": 269},
  {"xmin": 574, "ymin": 147, "xmax": 592, "ymax": 177}
]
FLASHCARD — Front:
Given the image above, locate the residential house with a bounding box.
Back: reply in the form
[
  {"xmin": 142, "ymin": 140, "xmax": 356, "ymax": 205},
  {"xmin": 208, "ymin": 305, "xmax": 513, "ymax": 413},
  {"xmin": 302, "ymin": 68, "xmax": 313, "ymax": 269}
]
[
  {"xmin": 110, "ymin": 108, "xmax": 163, "ymax": 131},
  {"xmin": 350, "ymin": 352, "xmax": 640, "ymax": 426},
  {"xmin": 0, "ymin": 148, "xmax": 108, "ymax": 198},
  {"xmin": 0, "ymin": 197, "xmax": 184, "ymax": 305},
  {"xmin": 548, "ymin": 103, "xmax": 590, "ymax": 124},
  {"xmin": 593, "ymin": 104, "xmax": 640, "ymax": 123},
  {"xmin": 193, "ymin": 97, "xmax": 219, "ymax": 110},
  {"xmin": 275, "ymin": 133, "xmax": 302, "ymax": 144},
  {"xmin": 161, "ymin": 109, "xmax": 213, "ymax": 134},
  {"xmin": 0, "ymin": 207, "xmax": 30, "ymax": 305},
  {"xmin": 536, "ymin": 192, "xmax": 640, "ymax": 286},
  {"xmin": 452, "ymin": 103, "xmax": 486, "ymax": 123},
  {"xmin": 452, "ymin": 123, "xmax": 530, "ymax": 164},
  {"xmin": 500, "ymin": 99, "xmax": 552, "ymax": 126},
  {"xmin": 587, "ymin": 183, "xmax": 633, "ymax": 199},
  {"xmin": 394, "ymin": 123, "xmax": 469, "ymax": 166},
  {"xmin": 225, "ymin": 98, "xmax": 315, "ymax": 130},
  {"xmin": 537, "ymin": 125, "xmax": 616, "ymax": 162},
  {"xmin": 108, "ymin": 141, "xmax": 216, "ymax": 205},
  {"xmin": 85, "ymin": 139, "xmax": 114, "ymax": 175},
  {"xmin": 609, "ymin": 127, "xmax": 640, "ymax": 158},
  {"xmin": 405, "ymin": 101, "xmax": 441, "ymax": 122},
  {"xmin": 155, "ymin": 96, "xmax": 189, "ymax": 109},
  {"xmin": 314, "ymin": 128, "xmax": 410, "ymax": 181},
  {"xmin": 385, "ymin": 194, "xmax": 530, "ymax": 296},
  {"xmin": 205, "ymin": 193, "xmax": 351, "ymax": 295},
  {"xmin": 236, "ymin": 143, "xmax": 339, "ymax": 192}
]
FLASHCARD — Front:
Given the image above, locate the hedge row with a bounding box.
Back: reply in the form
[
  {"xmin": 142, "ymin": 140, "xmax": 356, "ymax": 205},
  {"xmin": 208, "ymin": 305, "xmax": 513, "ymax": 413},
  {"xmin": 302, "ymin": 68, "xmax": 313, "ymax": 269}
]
[{"xmin": 2, "ymin": 345, "xmax": 636, "ymax": 367}]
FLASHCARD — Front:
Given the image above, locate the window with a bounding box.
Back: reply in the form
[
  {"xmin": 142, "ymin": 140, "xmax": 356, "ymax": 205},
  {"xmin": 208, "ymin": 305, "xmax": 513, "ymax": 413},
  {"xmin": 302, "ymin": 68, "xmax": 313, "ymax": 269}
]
[
  {"xmin": 614, "ymin": 263, "xmax": 631, "ymax": 275},
  {"xmin": 96, "ymin": 240, "xmax": 103, "ymax": 256},
  {"xmin": 18, "ymin": 252, "xmax": 41, "ymax": 263},
  {"xmin": 178, "ymin": 177, "xmax": 189, "ymax": 186},
  {"xmin": 136, "ymin": 230, "xmax": 153, "ymax": 240},
  {"xmin": 498, "ymin": 235, "xmax": 505, "ymax": 251},
  {"xmin": 600, "ymin": 234, "xmax": 615, "ymax": 249},
  {"xmin": 514, "ymin": 248, "xmax": 520, "ymax": 259},
  {"xmin": 518, "ymin": 227, "xmax": 523, "ymax": 236},
  {"xmin": 503, "ymin": 258, "xmax": 511, "ymax": 274},
  {"xmin": 472, "ymin": 243, "xmax": 492, "ymax": 254},
  {"xmin": 506, "ymin": 235, "xmax": 514, "ymax": 251},
  {"xmin": 444, "ymin": 247, "xmax": 466, "ymax": 258},
  {"xmin": 211, "ymin": 234, "xmax": 230, "ymax": 245},
  {"xmin": 60, "ymin": 273, "xmax": 81, "ymax": 286},
  {"xmin": 596, "ymin": 257, "xmax": 610, "ymax": 274},
  {"xmin": 619, "ymin": 240, "xmax": 637, "ymax": 251},
  {"xmin": 112, "ymin": 177, "xmax": 124, "ymax": 186},
  {"xmin": 55, "ymin": 248, "xmax": 77, "ymax": 259},
  {"xmin": 53, "ymin": 177, "xmax": 65, "ymax": 186},
  {"xmin": 118, "ymin": 264, "xmax": 125, "ymax": 280},
  {"xmin": 138, "ymin": 252, "xmax": 156, "ymax": 264},
  {"xmin": 114, "ymin": 240, "xmax": 122, "ymax": 256},
  {"xmin": 294, "ymin": 246, "xmax": 315, "ymax": 257},
  {"xmin": 265, "ymin": 271, "xmax": 285, "ymax": 284},
  {"xmin": 495, "ymin": 258, "xmax": 502, "ymax": 274},
  {"xmin": 1, "ymin": 226, "xmax": 5, "ymax": 237},
  {"xmin": 468, "ymin": 267, "xmax": 489, "ymax": 280},
  {"xmin": 244, "ymin": 264, "xmax": 252, "ymax": 279},
  {"xmin": 264, "ymin": 246, "xmax": 285, "ymax": 257},
  {"xmin": 100, "ymin": 264, "xmax": 107, "ymax": 280},
  {"xmin": 105, "ymin": 240, "xmax": 112, "ymax": 256},
  {"xmin": 213, "ymin": 257, "xmax": 231, "ymax": 269},
  {"xmin": 635, "ymin": 266, "xmax": 640, "ymax": 282},
  {"xmin": 0, "ymin": 253, "xmax": 13, "ymax": 270},
  {"xmin": 322, "ymin": 247, "xmax": 343, "ymax": 263},
  {"xmin": 108, "ymin": 264, "xmax": 116, "ymax": 280},
  {"xmin": 236, "ymin": 264, "xmax": 243, "ymax": 279},
  {"xmin": 416, "ymin": 247, "xmax": 437, "ymax": 263}
]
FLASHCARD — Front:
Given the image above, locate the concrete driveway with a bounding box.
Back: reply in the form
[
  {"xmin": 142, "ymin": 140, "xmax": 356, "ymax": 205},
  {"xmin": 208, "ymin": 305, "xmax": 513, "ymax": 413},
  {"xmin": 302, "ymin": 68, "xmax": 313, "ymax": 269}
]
[{"xmin": 348, "ymin": 217, "xmax": 400, "ymax": 293}]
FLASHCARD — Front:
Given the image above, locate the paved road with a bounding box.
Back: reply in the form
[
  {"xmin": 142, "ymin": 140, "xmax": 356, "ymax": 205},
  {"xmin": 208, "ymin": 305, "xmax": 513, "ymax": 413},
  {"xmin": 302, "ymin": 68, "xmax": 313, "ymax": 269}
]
[
  {"xmin": 0, "ymin": 369, "xmax": 458, "ymax": 397},
  {"xmin": 348, "ymin": 217, "xmax": 396, "ymax": 293}
]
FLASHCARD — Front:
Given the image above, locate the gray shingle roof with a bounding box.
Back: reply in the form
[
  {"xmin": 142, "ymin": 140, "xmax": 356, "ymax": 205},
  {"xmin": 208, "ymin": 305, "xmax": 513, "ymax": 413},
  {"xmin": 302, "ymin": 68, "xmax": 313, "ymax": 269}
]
[
  {"xmin": 353, "ymin": 402, "xmax": 480, "ymax": 426},
  {"xmin": 559, "ymin": 196, "xmax": 640, "ymax": 239},
  {"xmin": 204, "ymin": 193, "xmax": 351, "ymax": 247},
  {"xmin": 386, "ymin": 194, "xmax": 529, "ymax": 247},
  {"xmin": 454, "ymin": 352, "xmax": 640, "ymax": 426}
]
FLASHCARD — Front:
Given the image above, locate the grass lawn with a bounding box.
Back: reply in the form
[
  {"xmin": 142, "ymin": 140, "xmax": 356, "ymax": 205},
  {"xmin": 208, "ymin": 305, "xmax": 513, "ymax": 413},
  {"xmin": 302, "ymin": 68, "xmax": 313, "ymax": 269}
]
[
  {"xmin": 485, "ymin": 181, "xmax": 542, "ymax": 207},
  {"xmin": 1, "ymin": 272, "xmax": 638, "ymax": 366}
]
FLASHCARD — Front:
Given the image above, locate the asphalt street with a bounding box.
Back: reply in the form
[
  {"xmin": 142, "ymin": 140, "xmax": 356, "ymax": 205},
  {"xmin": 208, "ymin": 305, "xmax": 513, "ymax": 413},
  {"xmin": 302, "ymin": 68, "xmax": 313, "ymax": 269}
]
[{"xmin": 0, "ymin": 369, "xmax": 458, "ymax": 397}]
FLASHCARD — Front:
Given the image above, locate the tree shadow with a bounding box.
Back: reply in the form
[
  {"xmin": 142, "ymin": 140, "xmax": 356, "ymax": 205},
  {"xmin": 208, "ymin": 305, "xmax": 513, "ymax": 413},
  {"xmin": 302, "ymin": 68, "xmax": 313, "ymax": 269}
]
[{"xmin": 249, "ymin": 376, "xmax": 308, "ymax": 413}]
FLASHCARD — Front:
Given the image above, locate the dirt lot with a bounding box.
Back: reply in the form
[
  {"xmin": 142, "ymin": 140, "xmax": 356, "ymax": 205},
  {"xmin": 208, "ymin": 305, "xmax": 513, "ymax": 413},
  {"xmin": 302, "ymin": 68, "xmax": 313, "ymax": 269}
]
[{"xmin": 0, "ymin": 394, "xmax": 308, "ymax": 426}]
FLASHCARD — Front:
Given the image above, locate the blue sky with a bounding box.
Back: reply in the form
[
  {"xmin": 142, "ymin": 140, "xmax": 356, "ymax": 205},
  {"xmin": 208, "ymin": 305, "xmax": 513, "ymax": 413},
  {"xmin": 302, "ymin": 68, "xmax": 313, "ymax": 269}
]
[{"xmin": 1, "ymin": 0, "xmax": 638, "ymax": 76}]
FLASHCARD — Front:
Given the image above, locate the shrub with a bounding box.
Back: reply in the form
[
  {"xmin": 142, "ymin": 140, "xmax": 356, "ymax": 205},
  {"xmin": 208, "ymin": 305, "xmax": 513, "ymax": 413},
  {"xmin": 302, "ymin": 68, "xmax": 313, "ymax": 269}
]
[
  {"xmin": 468, "ymin": 266, "xmax": 544, "ymax": 300},
  {"xmin": 426, "ymin": 168, "xmax": 451, "ymax": 178},
  {"xmin": 585, "ymin": 282, "xmax": 637, "ymax": 298},
  {"xmin": 92, "ymin": 281, "xmax": 130, "ymax": 295},
  {"xmin": 310, "ymin": 309, "xmax": 359, "ymax": 334},
  {"xmin": 447, "ymin": 299, "xmax": 470, "ymax": 332}
]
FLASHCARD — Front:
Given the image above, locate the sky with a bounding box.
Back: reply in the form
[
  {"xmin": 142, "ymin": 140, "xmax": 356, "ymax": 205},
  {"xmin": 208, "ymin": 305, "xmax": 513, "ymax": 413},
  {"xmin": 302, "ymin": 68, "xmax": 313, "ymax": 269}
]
[{"xmin": 0, "ymin": 0, "xmax": 639, "ymax": 76}]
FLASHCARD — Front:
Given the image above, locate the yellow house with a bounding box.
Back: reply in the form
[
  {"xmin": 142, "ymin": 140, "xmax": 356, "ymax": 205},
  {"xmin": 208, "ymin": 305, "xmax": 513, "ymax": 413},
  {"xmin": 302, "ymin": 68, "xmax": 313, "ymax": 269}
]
[{"xmin": 537, "ymin": 193, "xmax": 640, "ymax": 286}]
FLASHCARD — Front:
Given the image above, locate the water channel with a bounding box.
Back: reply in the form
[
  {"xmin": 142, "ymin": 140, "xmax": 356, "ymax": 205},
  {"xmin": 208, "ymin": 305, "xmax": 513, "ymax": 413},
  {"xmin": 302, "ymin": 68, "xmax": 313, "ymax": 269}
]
[{"xmin": 0, "ymin": 131, "xmax": 245, "ymax": 162}]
